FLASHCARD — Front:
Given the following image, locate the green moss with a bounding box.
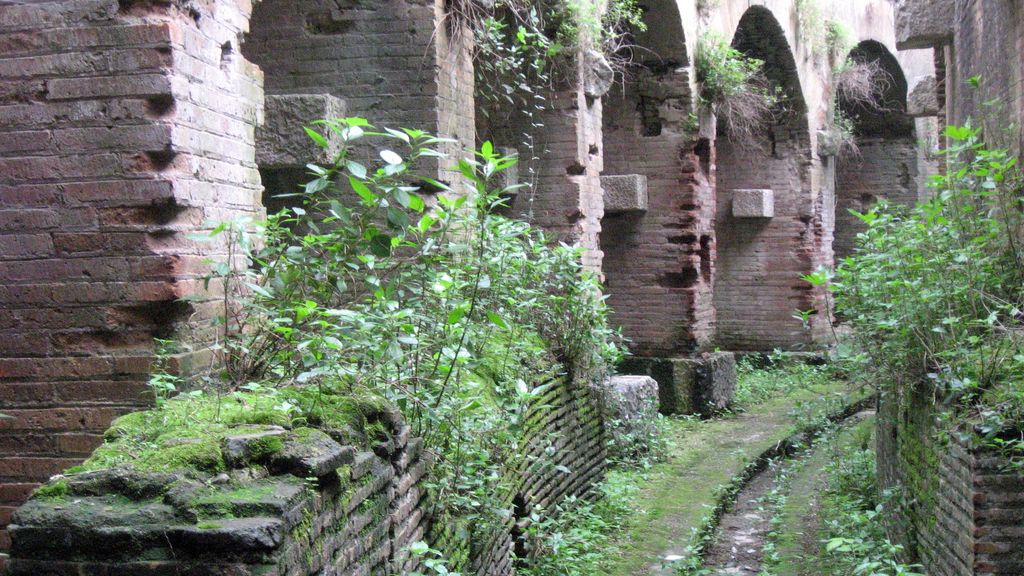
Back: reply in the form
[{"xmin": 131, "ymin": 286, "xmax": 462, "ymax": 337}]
[
  {"xmin": 246, "ymin": 435, "xmax": 284, "ymax": 461},
  {"xmin": 134, "ymin": 439, "xmax": 225, "ymax": 473},
  {"xmin": 197, "ymin": 522, "xmax": 223, "ymax": 530},
  {"xmin": 71, "ymin": 385, "xmax": 394, "ymax": 476},
  {"xmin": 33, "ymin": 479, "xmax": 69, "ymax": 500}
]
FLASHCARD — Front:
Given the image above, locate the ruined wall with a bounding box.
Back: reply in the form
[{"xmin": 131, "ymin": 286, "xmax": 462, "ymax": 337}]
[
  {"xmin": 876, "ymin": 386, "xmax": 1024, "ymax": 575},
  {"xmin": 0, "ymin": 0, "xmax": 264, "ymax": 552},
  {"xmin": 874, "ymin": 4, "xmax": 1024, "ymax": 574},
  {"xmin": 244, "ymin": 0, "xmax": 475, "ymax": 193},
  {"xmin": 833, "ymin": 139, "xmax": 920, "ymax": 260},
  {"xmin": 711, "ymin": 6, "xmax": 822, "ymax": 351},
  {"xmin": 506, "ymin": 78, "xmax": 605, "ymax": 271},
  {"xmin": 5, "ymin": 409, "xmax": 432, "ymax": 575},
  {"xmin": 457, "ymin": 376, "xmax": 607, "ymax": 574},
  {"xmin": 601, "ymin": 68, "xmax": 716, "ymax": 355},
  {"xmin": 946, "ymin": 0, "xmax": 1024, "ymax": 155},
  {"xmin": 4, "ymin": 373, "xmax": 607, "ymax": 576}
]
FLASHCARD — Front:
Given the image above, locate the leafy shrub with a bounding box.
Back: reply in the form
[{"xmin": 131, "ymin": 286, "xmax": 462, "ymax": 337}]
[
  {"xmin": 834, "ymin": 123, "xmax": 1024, "ymax": 448},
  {"xmin": 518, "ymin": 470, "xmax": 639, "ymax": 575},
  {"xmin": 694, "ymin": 32, "xmax": 776, "ymax": 143},
  {"xmin": 185, "ymin": 120, "xmax": 627, "ymax": 551},
  {"xmin": 819, "ymin": 438, "xmax": 925, "ymax": 576}
]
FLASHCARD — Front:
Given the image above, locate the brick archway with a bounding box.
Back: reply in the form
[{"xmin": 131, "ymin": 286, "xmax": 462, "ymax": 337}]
[{"xmin": 713, "ymin": 5, "xmax": 820, "ymax": 351}]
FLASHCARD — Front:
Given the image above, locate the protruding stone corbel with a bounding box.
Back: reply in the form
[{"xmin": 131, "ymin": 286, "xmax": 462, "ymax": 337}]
[
  {"xmin": 732, "ymin": 189, "xmax": 774, "ymax": 218},
  {"xmin": 601, "ymin": 174, "xmax": 649, "ymax": 214},
  {"xmin": 256, "ymin": 93, "xmax": 347, "ymax": 168}
]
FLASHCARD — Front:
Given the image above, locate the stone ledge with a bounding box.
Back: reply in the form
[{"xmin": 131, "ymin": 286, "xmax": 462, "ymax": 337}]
[
  {"xmin": 602, "ymin": 174, "xmax": 649, "ymax": 214},
  {"xmin": 895, "ymin": 0, "xmax": 954, "ymax": 50},
  {"xmin": 732, "ymin": 189, "xmax": 774, "ymax": 218},
  {"xmin": 256, "ymin": 93, "xmax": 347, "ymax": 168}
]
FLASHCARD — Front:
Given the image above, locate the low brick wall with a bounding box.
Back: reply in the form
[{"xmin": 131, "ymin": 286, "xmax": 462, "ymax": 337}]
[
  {"xmin": 877, "ymin": 384, "xmax": 1024, "ymax": 576},
  {"xmin": 6, "ymin": 409, "xmax": 431, "ymax": 576},
  {"xmin": 6, "ymin": 372, "xmax": 609, "ymax": 575}
]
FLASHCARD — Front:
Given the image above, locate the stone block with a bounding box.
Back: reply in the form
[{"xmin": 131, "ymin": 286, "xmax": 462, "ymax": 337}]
[
  {"xmin": 619, "ymin": 352, "xmax": 736, "ymax": 416},
  {"xmin": 732, "ymin": 189, "xmax": 774, "ymax": 218},
  {"xmin": 907, "ymin": 76, "xmax": 939, "ymax": 117},
  {"xmin": 602, "ymin": 174, "xmax": 648, "ymax": 213},
  {"xmin": 602, "ymin": 375, "xmax": 658, "ymax": 426},
  {"xmin": 256, "ymin": 93, "xmax": 347, "ymax": 168},
  {"xmin": 895, "ymin": 0, "xmax": 954, "ymax": 50},
  {"xmin": 817, "ymin": 130, "xmax": 840, "ymax": 157}
]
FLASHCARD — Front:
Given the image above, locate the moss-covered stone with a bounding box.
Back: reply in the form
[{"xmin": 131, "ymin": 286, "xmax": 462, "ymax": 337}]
[
  {"xmin": 134, "ymin": 438, "xmax": 225, "ymax": 473},
  {"xmin": 31, "ymin": 479, "xmax": 68, "ymax": 501}
]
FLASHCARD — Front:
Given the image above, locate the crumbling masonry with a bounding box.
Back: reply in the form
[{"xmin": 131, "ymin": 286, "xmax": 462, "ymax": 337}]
[{"xmin": 2, "ymin": 0, "xmax": 1000, "ymax": 573}]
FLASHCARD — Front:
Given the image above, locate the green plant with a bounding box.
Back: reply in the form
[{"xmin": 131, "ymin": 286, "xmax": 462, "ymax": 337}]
[
  {"xmin": 818, "ymin": 440, "xmax": 925, "ymax": 576},
  {"xmin": 183, "ymin": 120, "xmax": 624, "ymax": 562},
  {"xmin": 518, "ymin": 470, "xmax": 640, "ymax": 575},
  {"xmin": 825, "ymin": 19, "xmax": 853, "ymax": 62},
  {"xmin": 694, "ymin": 32, "xmax": 776, "ymax": 144},
  {"xmin": 833, "ymin": 122, "xmax": 1024, "ymax": 457}
]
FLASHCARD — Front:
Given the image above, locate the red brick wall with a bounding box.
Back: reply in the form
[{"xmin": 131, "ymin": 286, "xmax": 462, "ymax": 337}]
[
  {"xmin": 0, "ymin": 0, "xmax": 264, "ymax": 551},
  {"xmin": 508, "ymin": 84, "xmax": 605, "ymax": 271},
  {"xmin": 244, "ymin": 0, "xmax": 475, "ymax": 188},
  {"xmin": 714, "ymin": 123, "xmax": 819, "ymax": 350},
  {"xmin": 601, "ymin": 69, "xmax": 716, "ymax": 355},
  {"xmin": 834, "ymin": 138, "xmax": 920, "ymax": 261}
]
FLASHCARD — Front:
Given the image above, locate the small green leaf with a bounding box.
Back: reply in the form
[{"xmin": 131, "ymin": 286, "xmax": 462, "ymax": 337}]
[{"xmin": 304, "ymin": 127, "xmax": 329, "ymax": 149}]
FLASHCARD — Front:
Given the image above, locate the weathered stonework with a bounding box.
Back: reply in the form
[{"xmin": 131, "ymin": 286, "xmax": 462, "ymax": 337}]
[
  {"xmin": 0, "ymin": 0, "xmax": 944, "ymax": 565},
  {"xmin": 731, "ymin": 189, "xmax": 774, "ymax": 219},
  {"xmin": 620, "ymin": 352, "xmax": 736, "ymax": 416},
  {"xmin": 256, "ymin": 94, "xmax": 347, "ymax": 168},
  {"xmin": 601, "ymin": 174, "xmax": 649, "ymax": 214},
  {"xmin": 7, "ymin": 411, "xmax": 432, "ymax": 576},
  {"xmin": 895, "ymin": 0, "xmax": 954, "ymax": 49}
]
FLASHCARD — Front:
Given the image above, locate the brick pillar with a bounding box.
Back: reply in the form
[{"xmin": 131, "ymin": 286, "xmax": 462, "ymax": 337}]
[
  {"xmin": 245, "ymin": 0, "xmax": 475, "ymax": 194},
  {"xmin": 0, "ymin": 0, "xmax": 264, "ymax": 552}
]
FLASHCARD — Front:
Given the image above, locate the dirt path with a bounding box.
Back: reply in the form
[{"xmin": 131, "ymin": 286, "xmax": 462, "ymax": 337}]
[
  {"xmin": 600, "ymin": 382, "xmax": 866, "ymax": 576},
  {"xmin": 700, "ymin": 411, "xmax": 876, "ymax": 576},
  {"xmin": 700, "ymin": 465, "xmax": 777, "ymax": 574}
]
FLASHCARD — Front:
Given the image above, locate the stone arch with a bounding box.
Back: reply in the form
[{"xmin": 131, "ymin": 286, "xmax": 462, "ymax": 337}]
[
  {"xmin": 713, "ymin": 5, "xmax": 819, "ymax": 351},
  {"xmin": 833, "ymin": 40, "xmax": 920, "ymax": 262},
  {"xmin": 600, "ymin": 0, "xmax": 716, "ymax": 356}
]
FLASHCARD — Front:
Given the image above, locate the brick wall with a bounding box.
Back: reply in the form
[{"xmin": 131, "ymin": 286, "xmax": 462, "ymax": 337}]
[
  {"xmin": 0, "ymin": 0, "xmax": 264, "ymax": 552},
  {"xmin": 244, "ymin": 0, "xmax": 475, "ymax": 192},
  {"xmin": 602, "ymin": 68, "xmax": 716, "ymax": 355},
  {"xmin": 876, "ymin": 383, "xmax": 1024, "ymax": 575},
  {"xmin": 834, "ymin": 138, "xmax": 920, "ymax": 260},
  {"xmin": 6, "ymin": 407, "xmax": 433, "ymax": 575},
  {"xmin": 506, "ymin": 80, "xmax": 605, "ymax": 272},
  {"xmin": 712, "ymin": 7, "xmax": 825, "ymax": 351},
  {"xmin": 947, "ymin": 0, "xmax": 1023, "ymax": 155}
]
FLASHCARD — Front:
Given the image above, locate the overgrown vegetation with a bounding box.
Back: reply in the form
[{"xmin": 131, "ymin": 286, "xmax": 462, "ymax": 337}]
[
  {"xmin": 831, "ymin": 123, "xmax": 1024, "ymax": 461},
  {"xmin": 87, "ymin": 118, "xmax": 638, "ymax": 569},
  {"xmin": 828, "ymin": 56, "xmax": 893, "ymax": 157},
  {"xmin": 818, "ymin": 430, "xmax": 925, "ymax": 576},
  {"xmin": 518, "ymin": 470, "xmax": 641, "ymax": 575},
  {"xmin": 470, "ymin": 0, "xmax": 645, "ymax": 211},
  {"xmin": 734, "ymin": 353, "xmax": 837, "ymax": 409},
  {"xmin": 695, "ymin": 32, "xmax": 777, "ymax": 144}
]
